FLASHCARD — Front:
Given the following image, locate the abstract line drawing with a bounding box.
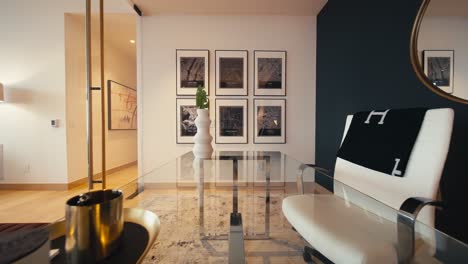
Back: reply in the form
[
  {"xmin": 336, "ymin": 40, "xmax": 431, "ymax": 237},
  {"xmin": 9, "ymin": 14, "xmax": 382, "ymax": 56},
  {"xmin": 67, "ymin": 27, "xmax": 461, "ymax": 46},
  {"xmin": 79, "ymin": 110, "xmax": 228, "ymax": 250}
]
[{"xmin": 108, "ymin": 80, "xmax": 137, "ymax": 130}]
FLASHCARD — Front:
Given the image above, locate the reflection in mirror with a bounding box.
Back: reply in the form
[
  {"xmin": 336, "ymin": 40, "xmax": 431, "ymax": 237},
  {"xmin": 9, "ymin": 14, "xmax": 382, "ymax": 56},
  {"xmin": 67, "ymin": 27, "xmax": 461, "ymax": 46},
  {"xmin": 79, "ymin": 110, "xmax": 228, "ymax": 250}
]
[{"xmin": 417, "ymin": 0, "xmax": 468, "ymax": 100}]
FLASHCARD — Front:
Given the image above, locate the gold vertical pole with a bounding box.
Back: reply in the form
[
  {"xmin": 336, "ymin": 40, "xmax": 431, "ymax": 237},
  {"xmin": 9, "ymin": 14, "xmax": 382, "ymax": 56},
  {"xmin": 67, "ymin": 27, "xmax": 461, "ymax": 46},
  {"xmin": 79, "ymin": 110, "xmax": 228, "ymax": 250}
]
[
  {"xmin": 86, "ymin": 0, "xmax": 94, "ymax": 190},
  {"xmin": 99, "ymin": 0, "xmax": 107, "ymax": 189}
]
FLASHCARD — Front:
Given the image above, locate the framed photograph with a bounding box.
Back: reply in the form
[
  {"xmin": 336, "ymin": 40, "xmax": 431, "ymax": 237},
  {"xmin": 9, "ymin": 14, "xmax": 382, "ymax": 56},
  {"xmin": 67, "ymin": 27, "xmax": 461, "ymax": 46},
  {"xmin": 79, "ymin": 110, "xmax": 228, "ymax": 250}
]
[
  {"xmin": 254, "ymin": 50, "xmax": 286, "ymax": 96},
  {"xmin": 215, "ymin": 99, "xmax": 248, "ymax": 144},
  {"xmin": 215, "ymin": 50, "xmax": 248, "ymax": 96},
  {"xmin": 107, "ymin": 80, "xmax": 137, "ymax": 130},
  {"xmin": 423, "ymin": 50, "xmax": 454, "ymax": 94},
  {"xmin": 176, "ymin": 49, "xmax": 209, "ymax": 96},
  {"xmin": 254, "ymin": 99, "xmax": 286, "ymax": 144},
  {"xmin": 176, "ymin": 98, "xmax": 208, "ymax": 144}
]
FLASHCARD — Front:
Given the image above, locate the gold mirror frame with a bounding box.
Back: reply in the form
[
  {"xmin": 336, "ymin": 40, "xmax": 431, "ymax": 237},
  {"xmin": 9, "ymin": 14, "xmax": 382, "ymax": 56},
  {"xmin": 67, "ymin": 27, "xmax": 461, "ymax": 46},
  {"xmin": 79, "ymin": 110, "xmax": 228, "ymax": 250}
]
[{"xmin": 410, "ymin": 0, "xmax": 468, "ymax": 104}]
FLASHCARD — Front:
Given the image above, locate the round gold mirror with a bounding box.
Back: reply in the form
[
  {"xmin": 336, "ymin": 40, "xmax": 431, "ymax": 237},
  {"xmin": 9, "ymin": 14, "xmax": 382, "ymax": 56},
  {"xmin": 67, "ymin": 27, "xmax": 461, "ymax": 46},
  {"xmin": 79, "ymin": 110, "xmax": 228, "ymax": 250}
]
[{"xmin": 411, "ymin": 0, "xmax": 468, "ymax": 104}]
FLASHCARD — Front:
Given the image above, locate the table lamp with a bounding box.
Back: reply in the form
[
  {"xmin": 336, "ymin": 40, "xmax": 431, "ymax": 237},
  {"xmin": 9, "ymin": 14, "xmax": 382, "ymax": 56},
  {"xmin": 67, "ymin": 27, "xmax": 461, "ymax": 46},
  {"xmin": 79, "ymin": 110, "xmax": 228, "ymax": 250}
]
[{"xmin": 0, "ymin": 83, "xmax": 4, "ymax": 102}]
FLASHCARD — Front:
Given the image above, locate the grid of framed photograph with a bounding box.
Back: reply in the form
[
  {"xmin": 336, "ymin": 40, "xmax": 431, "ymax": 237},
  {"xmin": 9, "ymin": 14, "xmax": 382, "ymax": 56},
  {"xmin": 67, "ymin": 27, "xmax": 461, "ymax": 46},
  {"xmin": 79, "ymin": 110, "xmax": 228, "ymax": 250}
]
[
  {"xmin": 175, "ymin": 49, "xmax": 287, "ymax": 145},
  {"xmin": 254, "ymin": 50, "xmax": 287, "ymax": 96},
  {"xmin": 215, "ymin": 50, "xmax": 248, "ymax": 96},
  {"xmin": 176, "ymin": 49, "xmax": 209, "ymax": 96},
  {"xmin": 423, "ymin": 50, "xmax": 454, "ymax": 94},
  {"xmin": 215, "ymin": 99, "xmax": 248, "ymax": 144},
  {"xmin": 253, "ymin": 99, "xmax": 286, "ymax": 144},
  {"xmin": 176, "ymin": 98, "xmax": 209, "ymax": 144}
]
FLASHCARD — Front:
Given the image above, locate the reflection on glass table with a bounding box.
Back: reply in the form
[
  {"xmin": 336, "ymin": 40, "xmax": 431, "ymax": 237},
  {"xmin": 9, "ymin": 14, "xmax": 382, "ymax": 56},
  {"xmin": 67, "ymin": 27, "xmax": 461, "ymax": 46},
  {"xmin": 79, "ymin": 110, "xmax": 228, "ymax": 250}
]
[{"xmin": 118, "ymin": 151, "xmax": 468, "ymax": 264}]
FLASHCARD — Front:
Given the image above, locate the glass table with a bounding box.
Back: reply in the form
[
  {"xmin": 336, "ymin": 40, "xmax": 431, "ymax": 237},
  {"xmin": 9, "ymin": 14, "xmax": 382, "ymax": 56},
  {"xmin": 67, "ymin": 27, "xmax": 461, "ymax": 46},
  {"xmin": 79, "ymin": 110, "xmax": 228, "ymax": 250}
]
[
  {"xmin": 117, "ymin": 151, "xmax": 468, "ymax": 263},
  {"xmin": 1, "ymin": 151, "xmax": 468, "ymax": 263}
]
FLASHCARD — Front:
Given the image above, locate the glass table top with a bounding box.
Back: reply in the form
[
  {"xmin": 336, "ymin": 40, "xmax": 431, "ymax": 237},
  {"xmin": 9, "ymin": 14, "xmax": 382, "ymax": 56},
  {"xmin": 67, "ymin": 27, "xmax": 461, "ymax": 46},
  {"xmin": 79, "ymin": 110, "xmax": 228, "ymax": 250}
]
[
  {"xmin": 1, "ymin": 151, "xmax": 467, "ymax": 263},
  {"xmin": 116, "ymin": 151, "xmax": 468, "ymax": 263}
]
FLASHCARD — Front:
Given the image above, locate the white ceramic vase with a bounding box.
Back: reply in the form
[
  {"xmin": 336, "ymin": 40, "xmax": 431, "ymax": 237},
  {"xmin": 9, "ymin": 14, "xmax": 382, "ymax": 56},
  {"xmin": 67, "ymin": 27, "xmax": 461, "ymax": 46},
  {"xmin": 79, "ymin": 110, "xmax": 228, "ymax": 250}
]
[{"xmin": 193, "ymin": 109, "xmax": 213, "ymax": 159}]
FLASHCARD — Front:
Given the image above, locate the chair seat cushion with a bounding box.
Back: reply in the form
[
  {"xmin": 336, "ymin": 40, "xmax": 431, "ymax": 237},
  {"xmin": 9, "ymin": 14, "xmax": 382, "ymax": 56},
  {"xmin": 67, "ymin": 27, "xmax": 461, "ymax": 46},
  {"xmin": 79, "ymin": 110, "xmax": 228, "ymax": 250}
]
[{"xmin": 282, "ymin": 194, "xmax": 398, "ymax": 264}]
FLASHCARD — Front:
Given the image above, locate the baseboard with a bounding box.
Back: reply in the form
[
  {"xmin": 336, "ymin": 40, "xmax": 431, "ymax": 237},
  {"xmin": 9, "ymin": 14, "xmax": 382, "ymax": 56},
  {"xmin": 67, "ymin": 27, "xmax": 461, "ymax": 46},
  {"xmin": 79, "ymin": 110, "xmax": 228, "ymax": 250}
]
[
  {"xmin": 92, "ymin": 161, "xmax": 137, "ymax": 180},
  {"xmin": 67, "ymin": 161, "xmax": 137, "ymax": 189},
  {"xmin": 0, "ymin": 161, "xmax": 138, "ymax": 191},
  {"xmin": 0, "ymin": 183, "xmax": 69, "ymax": 191}
]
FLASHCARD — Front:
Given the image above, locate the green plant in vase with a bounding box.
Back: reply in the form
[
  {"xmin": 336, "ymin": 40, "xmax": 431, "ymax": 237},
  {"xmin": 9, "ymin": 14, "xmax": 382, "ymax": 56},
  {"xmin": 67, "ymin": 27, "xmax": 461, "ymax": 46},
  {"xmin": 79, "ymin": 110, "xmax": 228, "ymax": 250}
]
[{"xmin": 196, "ymin": 86, "xmax": 209, "ymax": 109}]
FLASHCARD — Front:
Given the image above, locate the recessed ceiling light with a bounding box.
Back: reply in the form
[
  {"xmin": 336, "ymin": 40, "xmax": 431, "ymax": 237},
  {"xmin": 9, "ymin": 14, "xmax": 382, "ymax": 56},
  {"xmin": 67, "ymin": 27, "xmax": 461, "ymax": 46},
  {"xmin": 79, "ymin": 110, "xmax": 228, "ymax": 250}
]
[{"xmin": 130, "ymin": 40, "xmax": 136, "ymax": 44}]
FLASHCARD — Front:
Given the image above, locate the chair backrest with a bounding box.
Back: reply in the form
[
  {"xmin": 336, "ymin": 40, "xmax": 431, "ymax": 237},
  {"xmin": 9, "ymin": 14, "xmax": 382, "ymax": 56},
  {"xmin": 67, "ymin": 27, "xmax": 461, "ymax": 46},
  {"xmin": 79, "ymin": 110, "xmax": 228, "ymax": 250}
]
[{"xmin": 334, "ymin": 108, "xmax": 454, "ymax": 227}]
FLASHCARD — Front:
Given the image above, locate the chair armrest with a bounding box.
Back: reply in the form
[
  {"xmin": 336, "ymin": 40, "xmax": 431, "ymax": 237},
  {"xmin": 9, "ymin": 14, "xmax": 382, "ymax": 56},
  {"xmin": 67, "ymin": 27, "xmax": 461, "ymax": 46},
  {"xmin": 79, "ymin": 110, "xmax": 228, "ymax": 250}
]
[
  {"xmin": 397, "ymin": 197, "xmax": 445, "ymax": 263},
  {"xmin": 296, "ymin": 164, "xmax": 331, "ymax": 194},
  {"xmin": 305, "ymin": 164, "xmax": 331, "ymax": 176},
  {"xmin": 399, "ymin": 197, "xmax": 445, "ymax": 220}
]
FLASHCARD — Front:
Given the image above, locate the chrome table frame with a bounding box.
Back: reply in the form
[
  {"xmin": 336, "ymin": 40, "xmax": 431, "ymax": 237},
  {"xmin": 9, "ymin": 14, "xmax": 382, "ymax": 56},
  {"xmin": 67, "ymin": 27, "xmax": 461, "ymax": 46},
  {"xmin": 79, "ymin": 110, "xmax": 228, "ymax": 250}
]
[{"xmin": 194, "ymin": 154, "xmax": 272, "ymax": 264}]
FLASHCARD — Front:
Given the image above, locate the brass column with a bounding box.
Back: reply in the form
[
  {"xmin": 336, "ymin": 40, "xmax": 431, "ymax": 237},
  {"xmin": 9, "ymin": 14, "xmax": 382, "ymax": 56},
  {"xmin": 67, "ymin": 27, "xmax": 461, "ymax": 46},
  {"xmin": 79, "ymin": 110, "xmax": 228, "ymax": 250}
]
[
  {"xmin": 99, "ymin": 0, "xmax": 107, "ymax": 189},
  {"xmin": 85, "ymin": 0, "xmax": 94, "ymax": 190},
  {"xmin": 86, "ymin": 0, "xmax": 107, "ymax": 190}
]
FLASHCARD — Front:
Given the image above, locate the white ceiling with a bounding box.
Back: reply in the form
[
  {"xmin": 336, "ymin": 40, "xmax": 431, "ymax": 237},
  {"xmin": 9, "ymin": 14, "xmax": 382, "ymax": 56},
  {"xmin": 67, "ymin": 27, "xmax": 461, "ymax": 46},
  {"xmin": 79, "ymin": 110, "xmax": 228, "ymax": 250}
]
[{"xmin": 131, "ymin": 0, "xmax": 328, "ymax": 16}]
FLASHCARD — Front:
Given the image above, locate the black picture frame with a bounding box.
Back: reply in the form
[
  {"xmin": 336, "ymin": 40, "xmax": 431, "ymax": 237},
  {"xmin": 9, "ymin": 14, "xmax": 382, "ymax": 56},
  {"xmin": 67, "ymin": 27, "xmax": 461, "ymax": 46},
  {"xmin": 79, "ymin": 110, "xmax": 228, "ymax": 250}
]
[
  {"xmin": 107, "ymin": 80, "xmax": 137, "ymax": 130},
  {"xmin": 253, "ymin": 98, "xmax": 286, "ymax": 144},
  {"xmin": 176, "ymin": 98, "xmax": 210, "ymax": 144},
  {"xmin": 176, "ymin": 49, "xmax": 210, "ymax": 96},
  {"xmin": 254, "ymin": 50, "xmax": 287, "ymax": 96},
  {"xmin": 215, "ymin": 98, "xmax": 248, "ymax": 144},
  {"xmin": 215, "ymin": 50, "xmax": 248, "ymax": 96},
  {"xmin": 422, "ymin": 50, "xmax": 454, "ymax": 95}
]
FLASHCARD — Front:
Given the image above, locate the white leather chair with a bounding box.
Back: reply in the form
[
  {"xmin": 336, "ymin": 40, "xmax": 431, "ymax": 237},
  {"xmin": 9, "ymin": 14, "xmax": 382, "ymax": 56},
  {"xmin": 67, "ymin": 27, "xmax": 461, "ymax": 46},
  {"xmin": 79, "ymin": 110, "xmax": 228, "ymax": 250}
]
[{"xmin": 282, "ymin": 108, "xmax": 454, "ymax": 264}]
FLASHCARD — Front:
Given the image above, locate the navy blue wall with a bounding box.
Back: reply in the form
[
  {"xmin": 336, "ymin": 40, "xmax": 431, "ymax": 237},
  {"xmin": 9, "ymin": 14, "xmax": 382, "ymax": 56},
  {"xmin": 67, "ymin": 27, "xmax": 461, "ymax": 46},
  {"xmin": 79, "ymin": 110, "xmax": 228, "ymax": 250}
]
[{"xmin": 316, "ymin": 0, "xmax": 468, "ymax": 242}]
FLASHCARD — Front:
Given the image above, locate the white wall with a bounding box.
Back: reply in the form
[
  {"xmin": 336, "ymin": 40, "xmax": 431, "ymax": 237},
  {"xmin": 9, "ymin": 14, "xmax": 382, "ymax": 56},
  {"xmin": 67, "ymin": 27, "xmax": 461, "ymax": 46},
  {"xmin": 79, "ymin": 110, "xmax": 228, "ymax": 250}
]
[
  {"xmin": 0, "ymin": 0, "xmax": 133, "ymax": 184},
  {"xmin": 139, "ymin": 16, "xmax": 316, "ymax": 180},
  {"xmin": 65, "ymin": 14, "xmax": 137, "ymax": 183},
  {"xmin": 419, "ymin": 16, "xmax": 468, "ymax": 99}
]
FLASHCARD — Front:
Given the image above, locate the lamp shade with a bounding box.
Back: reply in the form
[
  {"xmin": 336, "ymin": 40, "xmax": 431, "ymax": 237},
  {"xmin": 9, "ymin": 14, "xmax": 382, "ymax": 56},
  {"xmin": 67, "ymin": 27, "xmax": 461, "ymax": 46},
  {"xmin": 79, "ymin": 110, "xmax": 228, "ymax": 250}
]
[{"xmin": 0, "ymin": 83, "xmax": 4, "ymax": 102}]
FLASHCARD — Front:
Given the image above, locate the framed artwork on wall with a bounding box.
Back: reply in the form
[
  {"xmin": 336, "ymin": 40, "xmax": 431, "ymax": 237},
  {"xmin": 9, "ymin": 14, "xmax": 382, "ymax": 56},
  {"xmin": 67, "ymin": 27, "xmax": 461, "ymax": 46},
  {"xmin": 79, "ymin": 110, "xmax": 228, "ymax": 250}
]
[
  {"xmin": 176, "ymin": 49, "xmax": 209, "ymax": 96},
  {"xmin": 423, "ymin": 50, "xmax": 454, "ymax": 94},
  {"xmin": 253, "ymin": 99, "xmax": 286, "ymax": 144},
  {"xmin": 107, "ymin": 80, "xmax": 137, "ymax": 130},
  {"xmin": 176, "ymin": 98, "xmax": 208, "ymax": 144},
  {"xmin": 254, "ymin": 50, "xmax": 287, "ymax": 96},
  {"xmin": 215, "ymin": 50, "xmax": 248, "ymax": 96},
  {"xmin": 215, "ymin": 99, "xmax": 248, "ymax": 144}
]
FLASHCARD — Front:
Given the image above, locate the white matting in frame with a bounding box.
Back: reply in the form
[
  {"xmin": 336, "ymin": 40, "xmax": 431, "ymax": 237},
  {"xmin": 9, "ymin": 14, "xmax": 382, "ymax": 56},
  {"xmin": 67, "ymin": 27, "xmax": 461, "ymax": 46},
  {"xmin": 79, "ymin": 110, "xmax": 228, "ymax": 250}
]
[
  {"xmin": 254, "ymin": 50, "xmax": 286, "ymax": 96},
  {"xmin": 176, "ymin": 49, "xmax": 209, "ymax": 96},
  {"xmin": 215, "ymin": 50, "xmax": 248, "ymax": 96},
  {"xmin": 215, "ymin": 99, "xmax": 248, "ymax": 144},
  {"xmin": 176, "ymin": 98, "xmax": 197, "ymax": 144},
  {"xmin": 423, "ymin": 50, "xmax": 454, "ymax": 94},
  {"xmin": 254, "ymin": 99, "xmax": 286, "ymax": 144},
  {"xmin": 176, "ymin": 98, "xmax": 210, "ymax": 144}
]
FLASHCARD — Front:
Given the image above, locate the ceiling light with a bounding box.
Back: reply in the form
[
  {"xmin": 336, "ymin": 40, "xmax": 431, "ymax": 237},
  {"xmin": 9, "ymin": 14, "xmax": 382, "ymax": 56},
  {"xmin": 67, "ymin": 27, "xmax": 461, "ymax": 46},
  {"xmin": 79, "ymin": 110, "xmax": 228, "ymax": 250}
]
[{"xmin": 130, "ymin": 40, "xmax": 136, "ymax": 44}]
